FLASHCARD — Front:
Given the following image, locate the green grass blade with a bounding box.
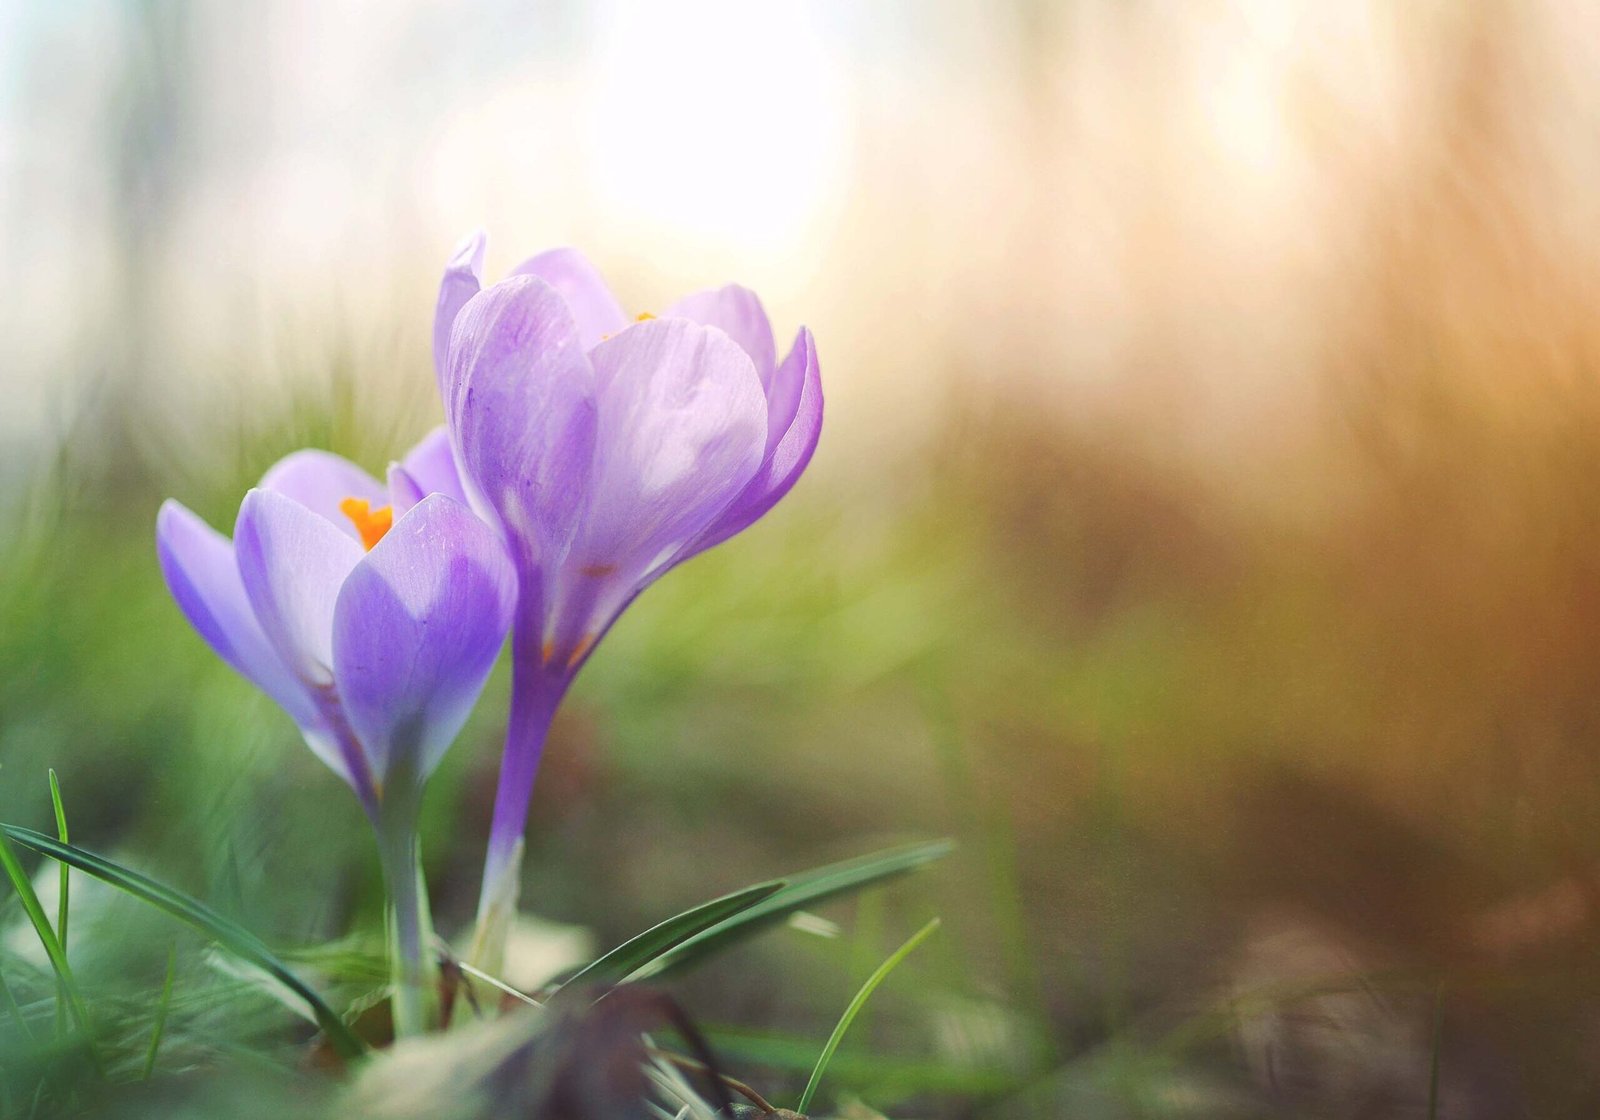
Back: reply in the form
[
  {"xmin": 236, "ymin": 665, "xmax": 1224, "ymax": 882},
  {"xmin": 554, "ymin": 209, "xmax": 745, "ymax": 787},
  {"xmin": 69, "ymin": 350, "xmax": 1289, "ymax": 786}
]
[
  {"xmin": 548, "ymin": 880, "xmax": 786, "ymax": 1003},
  {"xmin": 456, "ymin": 960, "xmax": 541, "ymax": 1010},
  {"xmin": 700, "ymin": 1027, "xmax": 1023, "ymax": 1099},
  {"xmin": 47, "ymin": 773, "xmax": 67, "ymax": 954},
  {"xmin": 47, "ymin": 771, "xmax": 68, "ymax": 1038},
  {"xmin": 797, "ymin": 917, "xmax": 941, "ymax": 1115},
  {"xmin": 0, "ymin": 828, "xmax": 91, "ymax": 1043},
  {"xmin": 141, "ymin": 946, "xmax": 177, "ymax": 1080},
  {"xmin": 0, "ymin": 824, "xmax": 364, "ymax": 1059},
  {"xmin": 634, "ymin": 839, "xmax": 953, "ymax": 980},
  {"xmin": 0, "ymin": 968, "xmax": 35, "ymax": 1042}
]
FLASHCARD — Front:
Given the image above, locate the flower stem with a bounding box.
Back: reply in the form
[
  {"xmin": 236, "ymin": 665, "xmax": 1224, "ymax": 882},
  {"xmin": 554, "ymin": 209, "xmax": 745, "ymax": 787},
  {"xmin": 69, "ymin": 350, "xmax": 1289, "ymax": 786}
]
[
  {"xmin": 377, "ymin": 778, "xmax": 437, "ymax": 1037},
  {"xmin": 470, "ymin": 632, "xmax": 566, "ymax": 972}
]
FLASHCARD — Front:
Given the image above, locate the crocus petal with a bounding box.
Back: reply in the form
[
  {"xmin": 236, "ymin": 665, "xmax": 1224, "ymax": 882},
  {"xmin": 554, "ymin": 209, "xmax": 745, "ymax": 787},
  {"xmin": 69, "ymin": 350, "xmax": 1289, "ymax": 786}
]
[
  {"xmin": 333, "ymin": 495, "xmax": 516, "ymax": 783},
  {"xmin": 445, "ymin": 276, "xmax": 599, "ymax": 586},
  {"xmin": 387, "ymin": 463, "xmax": 426, "ymax": 513},
  {"xmin": 390, "ymin": 425, "xmax": 468, "ymax": 514},
  {"xmin": 234, "ymin": 487, "xmax": 365, "ymax": 687},
  {"xmin": 686, "ymin": 325, "xmax": 822, "ymax": 557},
  {"xmin": 156, "ymin": 500, "xmax": 323, "ymax": 731},
  {"xmin": 665, "ymin": 285, "xmax": 777, "ymax": 391},
  {"xmin": 572, "ymin": 317, "xmax": 767, "ymax": 590},
  {"xmin": 434, "ymin": 230, "xmax": 487, "ymax": 391},
  {"xmin": 258, "ymin": 449, "xmax": 387, "ymax": 543},
  {"xmin": 760, "ymin": 325, "xmax": 813, "ymax": 456},
  {"xmin": 509, "ymin": 247, "xmax": 627, "ymax": 352}
]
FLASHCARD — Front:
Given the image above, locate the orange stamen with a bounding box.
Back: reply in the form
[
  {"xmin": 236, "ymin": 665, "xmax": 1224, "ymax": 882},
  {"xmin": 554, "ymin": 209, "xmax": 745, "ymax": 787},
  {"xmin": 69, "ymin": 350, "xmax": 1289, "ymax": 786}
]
[
  {"xmin": 634, "ymin": 311, "xmax": 655, "ymax": 321},
  {"xmin": 339, "ymin": 497, "xmax": 393, "ymax": 551}
]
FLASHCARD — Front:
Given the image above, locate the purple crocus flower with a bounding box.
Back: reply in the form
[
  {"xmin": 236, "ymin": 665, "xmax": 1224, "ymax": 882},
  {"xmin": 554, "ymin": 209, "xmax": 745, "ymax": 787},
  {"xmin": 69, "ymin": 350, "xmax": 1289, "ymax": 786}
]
[
  {"xmin": 433, "ymin": 233, "xmax": 823, "ymax": 966},
  {"xmin": 156, "ymin": 435, "xmax": 516, "ymax": 1033}
]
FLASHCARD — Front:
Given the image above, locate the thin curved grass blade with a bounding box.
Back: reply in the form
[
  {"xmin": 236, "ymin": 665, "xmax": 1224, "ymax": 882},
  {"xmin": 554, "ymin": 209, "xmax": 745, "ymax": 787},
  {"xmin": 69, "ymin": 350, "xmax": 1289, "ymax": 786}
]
[
  {"xmin": 548, "ymin": 880, "xmax": 786, "ymax": 1003},
  {"xmin": 797, "ymin": 917, "xmax": 941, "ymax": 1115},
  {"xmin": 701, "ymin": 1027, "xmax": 1022, "ymax": 1098},
  {"xmin": 48, "ymin": 770, "xmax": 70, "ymax": 1038},
  {"xmin": 1, "ymin": 824, "xmax": 365, "ymax": 1059},
  {"xmin": 141, "ymin": 945, "xmax": 177, "ymax": 1079},
  {"xmin": 0, "ymin": 968, "xmax": 33, "ymax": 1042},
  {"xmin": 633, "ymin": 839, "xmax": 953, "ymax": 981},
  {"xmin": 47, "ymin": 771, "xmax": 68, "ymax": 957}
]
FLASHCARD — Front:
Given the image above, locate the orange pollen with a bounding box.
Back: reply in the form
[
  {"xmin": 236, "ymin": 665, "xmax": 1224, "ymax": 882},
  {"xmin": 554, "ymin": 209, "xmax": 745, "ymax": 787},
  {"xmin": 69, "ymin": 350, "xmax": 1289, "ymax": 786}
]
[
  {"xmin": 634, "ymin": 311, "xmax": 655, "ymax": 321},
  {"xmin": 339, "ymin": 497, "xmax": 393, "ymax": 551}
]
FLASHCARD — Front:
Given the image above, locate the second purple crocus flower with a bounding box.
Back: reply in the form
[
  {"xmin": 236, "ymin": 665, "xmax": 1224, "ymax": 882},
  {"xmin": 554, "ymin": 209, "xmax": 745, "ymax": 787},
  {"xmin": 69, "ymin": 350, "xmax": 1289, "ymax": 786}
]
[
  {"xmin": 434, "ymin": 233, "xmax": 823, "ymax": 968},
  {"xmin": 157, "ymin": 435, "xmax": 516, "ymax": 1033}
]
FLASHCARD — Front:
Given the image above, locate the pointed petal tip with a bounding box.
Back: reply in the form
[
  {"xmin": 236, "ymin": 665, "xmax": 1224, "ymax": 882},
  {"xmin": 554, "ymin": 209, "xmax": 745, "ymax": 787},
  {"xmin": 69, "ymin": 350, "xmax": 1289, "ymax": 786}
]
[
  {"xmin": 234, "ymin": 485, "xmax": 365, "ymax": 688},
  {"xmin": 443, "ymin": 270, "xmax": 597, "ymax": 572},
  {"xmin": 235, "ymin": 484, "xmax": 266, "ymax": 519},
  {"xmin": 386, "ymin": 462, "xmax": 426, "ymax": 512},
  {"xmin": 155, "ymin": 492, "xmax": 330, "ymax": 736},
  {"xmin": 790, "ymin": 322, "xmax": 819, "ymax": 366},
  {"xmin": 447, "ymin": 272, "xmax": 589, "ymax": 376},
  {"xmin": 156, "ymin": 499, "xmax": 223, "ymax": 579},
  {"xmin": 255, "ymin": 451, "xmax": 386, "ymax": 540},
  {"xmin": 156, "ymin": 496, "xmax": 194, "ymax": 537},
  {"xmin": 664, "ymin": 284, "xmax": 778, "ymax": 388},
  {"xmin": 667, "ymin": 323, "xmax": 821, "ymax": 563},
  {"xmin": 448, "ymin": 228, "xmax": 488, "ymax": 272},
  {"xmin": 571, "ymin": 315, "xmax": 767, "ymax": 591},
  {"xmin": 508, "ymin": 247, "xmax": 627, "ymax": 351},
  {"xmin": 437, "ymin": 232, "xmax": 492, "ymax": 385}
]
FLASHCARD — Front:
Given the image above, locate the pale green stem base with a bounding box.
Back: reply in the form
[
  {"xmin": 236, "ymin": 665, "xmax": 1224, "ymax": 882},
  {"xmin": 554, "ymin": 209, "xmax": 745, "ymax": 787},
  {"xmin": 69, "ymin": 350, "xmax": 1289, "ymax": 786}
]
[{"xmin": 377, "ymin": 778, "xmax": 437, "ymax": 1038}]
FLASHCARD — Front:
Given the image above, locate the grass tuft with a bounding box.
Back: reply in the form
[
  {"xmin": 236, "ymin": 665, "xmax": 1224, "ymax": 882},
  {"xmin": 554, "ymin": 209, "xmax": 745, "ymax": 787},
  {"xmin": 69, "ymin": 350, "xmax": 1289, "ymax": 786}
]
[
  {"xmin": 0, "ymin": 824, "xmax": 364, "ymax": 1060},
  {"xmin": 0, "ymin": 828, "xmax": 93, "ymax": 1056}
]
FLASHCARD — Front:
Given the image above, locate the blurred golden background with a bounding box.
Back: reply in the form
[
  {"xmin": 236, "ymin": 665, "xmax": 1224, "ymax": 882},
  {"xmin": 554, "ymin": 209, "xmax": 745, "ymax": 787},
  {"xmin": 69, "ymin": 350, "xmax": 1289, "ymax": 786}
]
[{"xmin": 7, "ymin": 1, "xmax": 1600, "ymax": 1116}]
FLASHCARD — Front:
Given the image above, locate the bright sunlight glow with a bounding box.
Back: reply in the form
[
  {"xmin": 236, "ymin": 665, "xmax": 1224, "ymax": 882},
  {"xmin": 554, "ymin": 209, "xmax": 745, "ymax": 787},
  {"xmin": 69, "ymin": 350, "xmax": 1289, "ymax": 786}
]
[{"xmin": 582, "ymin": 1, "xmax": 849, "ymax": 255}]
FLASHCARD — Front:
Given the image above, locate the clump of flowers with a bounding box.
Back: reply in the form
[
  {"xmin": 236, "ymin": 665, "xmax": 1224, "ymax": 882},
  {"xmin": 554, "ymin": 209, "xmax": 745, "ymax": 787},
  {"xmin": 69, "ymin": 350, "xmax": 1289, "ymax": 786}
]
[{"xmin": 155, "ymin": 234, "xmax": 822, "ymax": 1031}]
